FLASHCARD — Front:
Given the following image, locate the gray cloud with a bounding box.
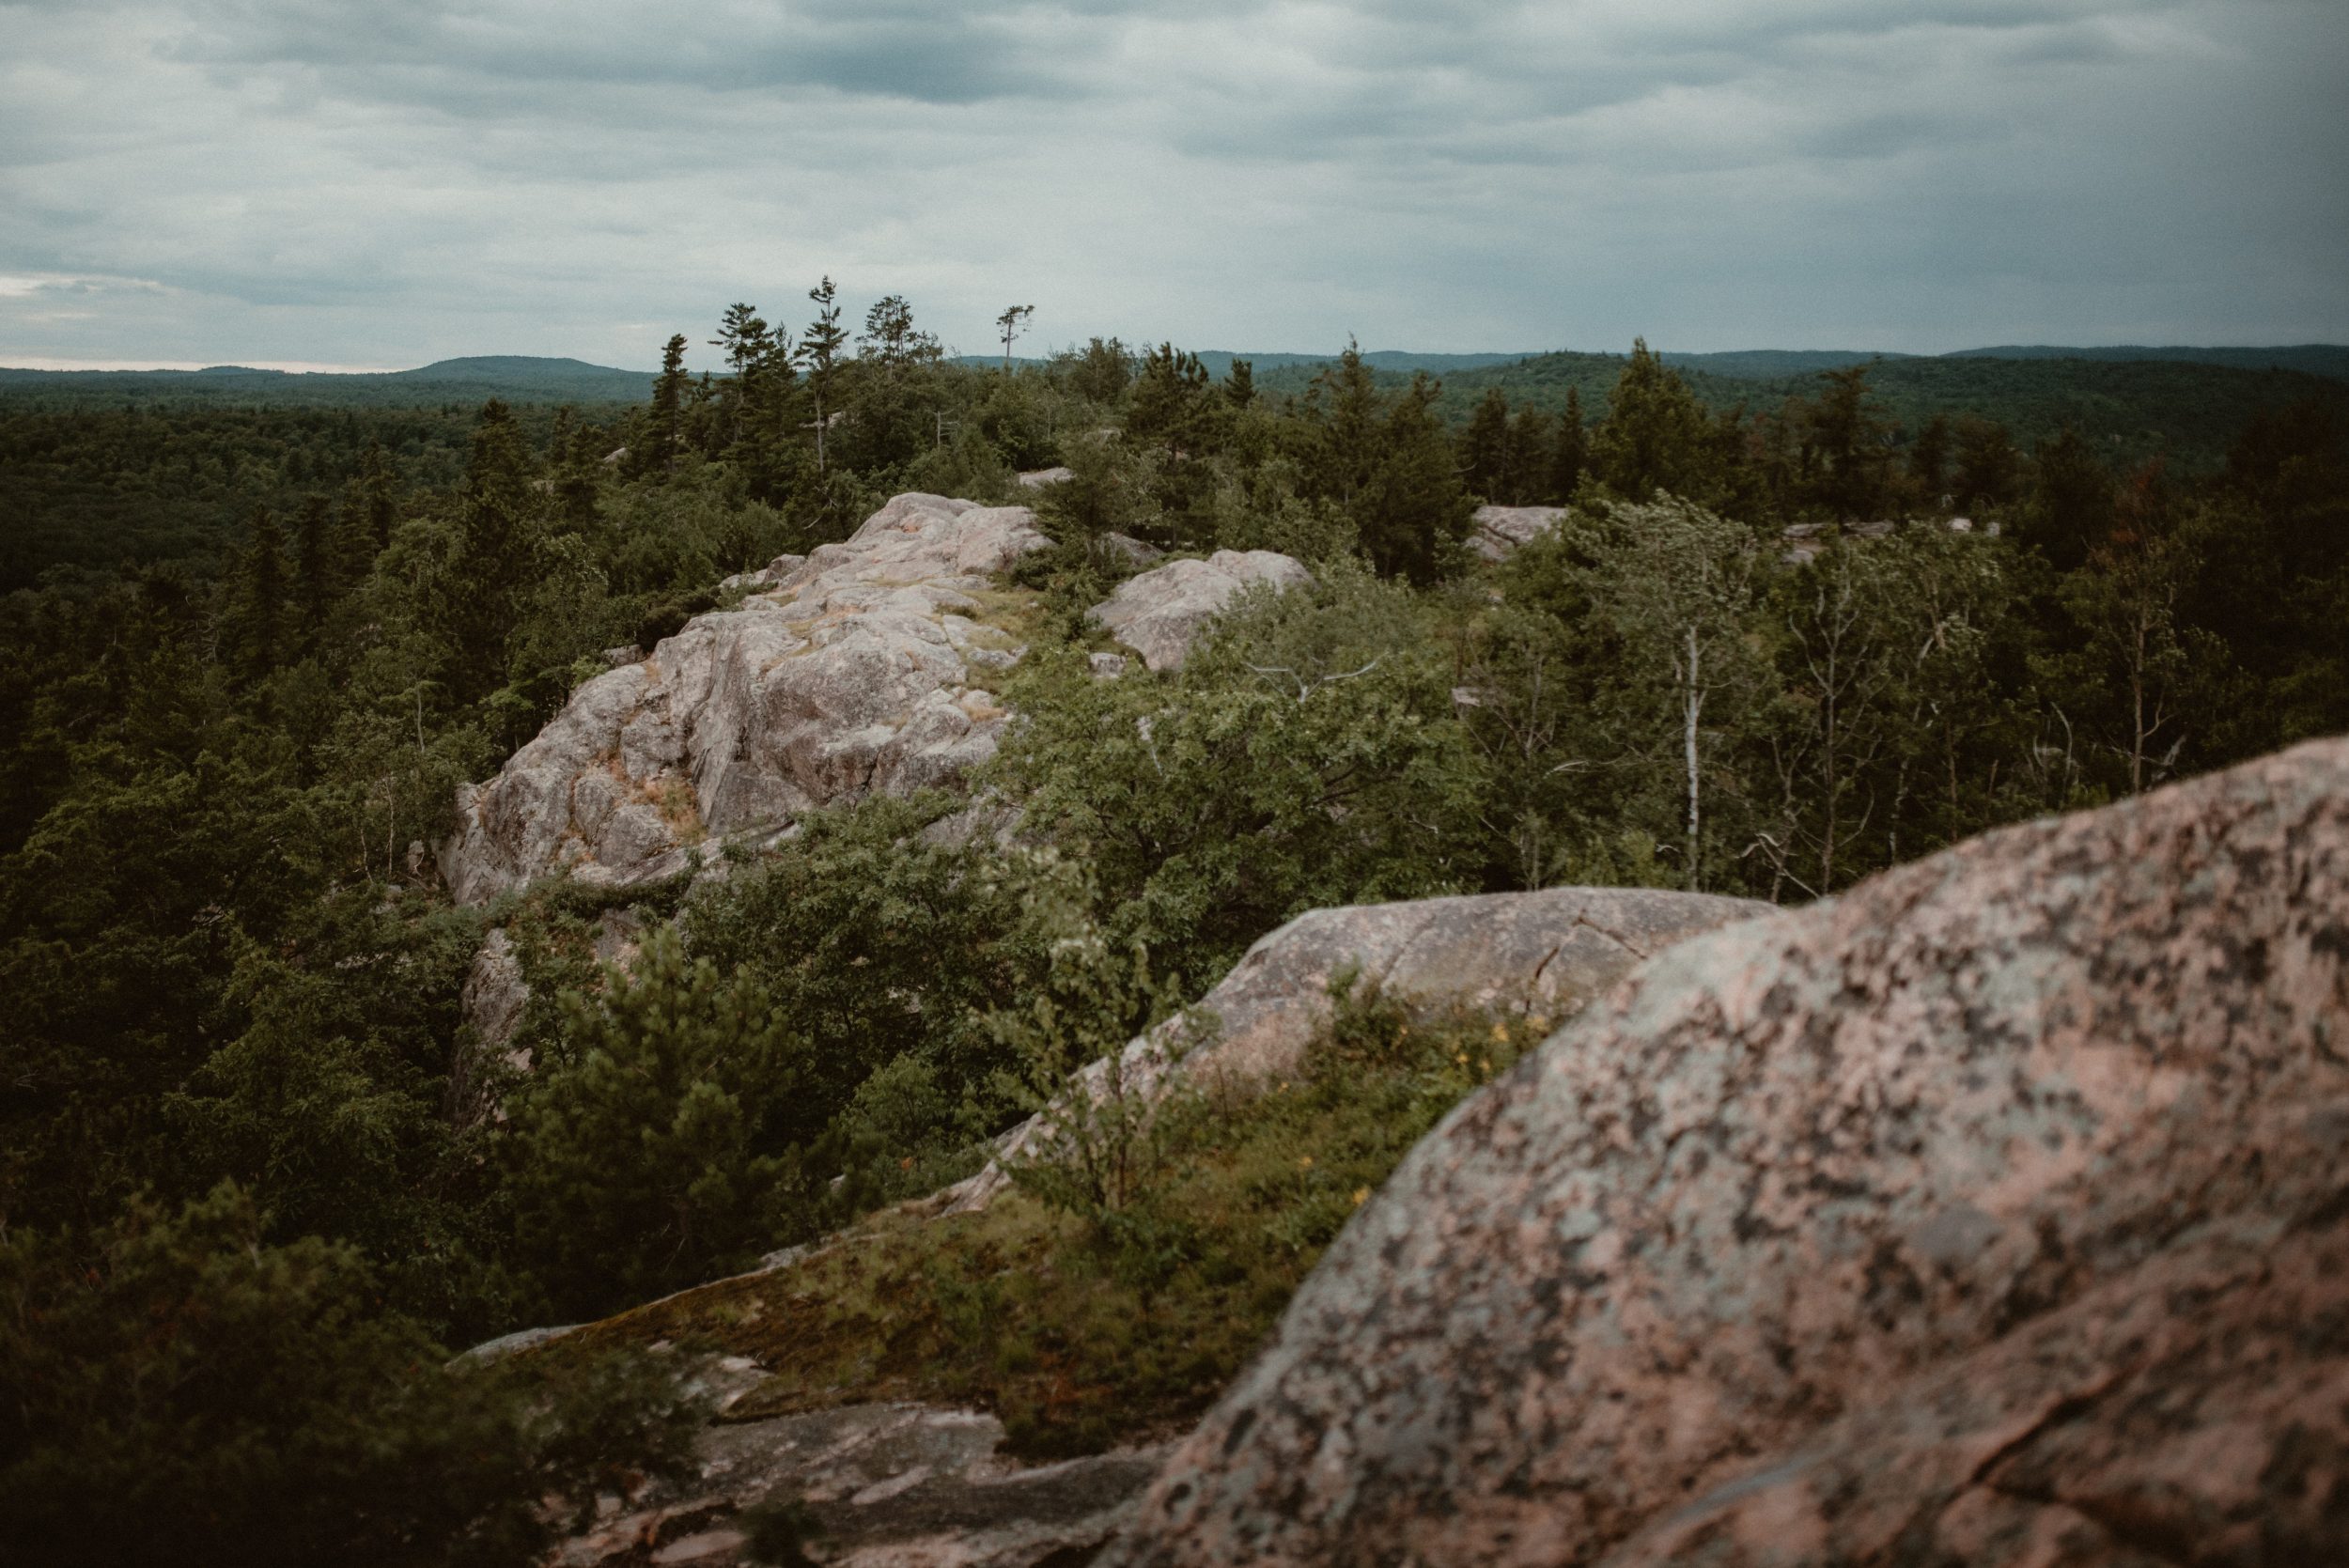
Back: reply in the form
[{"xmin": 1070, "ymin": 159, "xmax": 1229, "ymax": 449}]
[{"xmin": 1, "ymin": 0, "xmax": 2342, "ymax": 368}]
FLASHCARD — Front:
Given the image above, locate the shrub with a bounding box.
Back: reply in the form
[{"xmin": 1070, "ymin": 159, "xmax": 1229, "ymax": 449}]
[{"xmin": 0, "ymin": 1182, "xmax": 703, "ymax": 1568}]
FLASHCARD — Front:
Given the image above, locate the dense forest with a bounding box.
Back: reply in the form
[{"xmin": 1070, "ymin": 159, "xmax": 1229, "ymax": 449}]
[{"xmin": 4, "ymin": 292, "xmax": 2347, "ymax": 1562}]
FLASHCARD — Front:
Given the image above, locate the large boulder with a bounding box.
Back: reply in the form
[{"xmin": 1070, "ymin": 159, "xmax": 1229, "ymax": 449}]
[
  {"xmin": 438, "ymin": 495, "xmax": 1047, "ymax": 905},
  {"xmin": 944, "ymin": 887, "xmax": 1768, "ymax": 1212},
  {"xmin": 1087, "ymin": 550, "xmax": 1311, "ymax": 673},
  {"xmin": 1470, "ymin": 504, "xmax": 1565, "ymax": 562},
  {"xmin": 1107, "ymin": 737, "xmax": 2349, "ymax": 1566}
]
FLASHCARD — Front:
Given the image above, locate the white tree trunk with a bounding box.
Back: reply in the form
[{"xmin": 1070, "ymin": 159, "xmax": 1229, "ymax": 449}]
[{"xmin": 1685, "ymin": 624, "xmax": 1703, "ymax": 891}]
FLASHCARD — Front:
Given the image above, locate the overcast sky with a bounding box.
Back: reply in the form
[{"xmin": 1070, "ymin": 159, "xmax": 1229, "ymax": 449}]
[{"xmin": 3, "ymin": 0, "xmax": 2344, "ymax": 371}]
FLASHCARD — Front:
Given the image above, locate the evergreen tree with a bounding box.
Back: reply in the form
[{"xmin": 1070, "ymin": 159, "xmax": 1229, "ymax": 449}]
[
  {"xmin": 2024, "ymin": 425, "xmax": 2116, "ymax": 571},
  {"xmin": 1549, "ymin": 386, "xmax": 1590, "ymax": 501},
  {"xmin": 646, "ymin": 334, "xmax": 690, "ymax": 473},
  {"xmin": 995, "ymin": 303, "xmax": 1034, "ymax": 370},
  {"xmin": 511, "ymin": 926, "xmax": 812, "ymax": 1316},
  {"xmin": 1590, "ymin": 340, "xmax": 1719, "ymax": 503},
  {"xmin": 292, "ymin": 493, "xmax": 333, "ymax": 647},
  {"xmin": 800, "ymin": 278, "xmax": 848, "ymax": 474},
  {"xmin": 441, "ymin": 400, "xmax": 544, "ymax": 702},
  {"xmin": 1952, "ymin": 416, "xmax": 2019, "ymax": 512},
  {"xmin": 1223, "ymin": 357, "xmax": 1255, "ymax": 411},
  {"xmin": 1502, "ymin": 405, "xmax": 1551, "ymax": 505},
  {"xmin": 1352, "ymin": 373, "xmax": 1474, "ymax": 583},
  {"xmin": 233, "ymin": 504, "xmax": 286, "ymax": 678},
  {"xmin": 1303, "ymin": 340, "xmax": 1385, "ymax": 506},
  {"xmin": 1801, "ymin": 365, "xmax": 1893, "ymax": 519},
  {"xmin": 1458, "ymin": 387, "xmax": 1511, "ymax": 500},
  {"xmin": 1909, "ymin": 412, "xmax": 1952, "ymax": 505}
]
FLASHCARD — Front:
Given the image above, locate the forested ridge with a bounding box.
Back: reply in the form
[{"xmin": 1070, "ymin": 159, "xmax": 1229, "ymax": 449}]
[{"xmin": 4, "ymin": 294, "xmax": 2347, "ymax": 1563}]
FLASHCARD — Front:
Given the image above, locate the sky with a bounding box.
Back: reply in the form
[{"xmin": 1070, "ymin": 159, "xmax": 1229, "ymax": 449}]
[{"xmin": 3, "ymin": 0, "xmax": 2345, "ymax": 372}]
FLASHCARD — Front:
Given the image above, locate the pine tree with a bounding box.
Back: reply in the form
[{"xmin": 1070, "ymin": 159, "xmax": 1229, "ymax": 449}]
[
  {"xmin": 292, "ymin": 493, "xmax": 333, "ymax": 649},
  {"xmin": 234, "ymin": 505, "xmax": 286, "ymax": 678},
  {"xmin": 1352, "ymin": 373, "xmax": 1474, "ymax": 583},
  {"xmin": 1550, "ymin": 386, "xmax": 1590, "ymax": 502},
  {"xmin": 799, "ymin": 279, "xmax": 847, "ymax": 474},
  {"xmin": 442, "ymin": 400, "xmax": 544, "ymax": 702},
  {"xmin": 1458, "ymin": 387, "xmax": 1511, "ymax": 501},
  {"xmin": 646, "ymin": 334, "xmax": 690, "ymax": 472},
  {"xmin": 1590, "ymin": 340, "xmax": 1719, "ymax": 503},
  {"xmin": 1223, "ymin": 357, "xmax": 1255, "ymax": 410},
  {"xmin": 1503, "ymin": 405, "xmax": 1551, "ymax": 505}
]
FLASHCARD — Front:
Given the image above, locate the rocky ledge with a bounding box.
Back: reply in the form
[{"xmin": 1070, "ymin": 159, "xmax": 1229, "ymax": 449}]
[
  {"xmin": 1108, "ymin": 737, "xmax": 2349, "ymax": 1567},
  {"xmin": 438, "ymin": 494, "xmax": 1047, "ymax": 905},
  {"xmin": 539, "ymin": 886, "xmax": 1763, "ymax": 1567}
]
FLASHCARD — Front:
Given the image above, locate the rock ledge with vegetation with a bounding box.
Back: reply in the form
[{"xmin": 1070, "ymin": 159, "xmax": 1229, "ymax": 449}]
[{"xmin": 438, "ymin": 494, "xmax": 1046, "ymax": 904}]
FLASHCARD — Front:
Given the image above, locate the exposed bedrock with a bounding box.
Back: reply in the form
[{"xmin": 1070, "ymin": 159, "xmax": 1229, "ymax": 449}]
[
  {"xmin": 943, "ymin": 886, "xmax": 1769, "ymax": 1213},
  {"xmin": 1470, "ymin": 503, "xmax": 1566, "ymax": 562},
  {"xmin": 1087, "ymin": 549, "xmax": 1312, "ymax": 673},
  {"xmin": 437, "ymin": 494, "xmax": 1048, "ymax": 905},
  {"xmin": 1105, "ymin": 737, "xmax": 2349, "ymax": 1567}
]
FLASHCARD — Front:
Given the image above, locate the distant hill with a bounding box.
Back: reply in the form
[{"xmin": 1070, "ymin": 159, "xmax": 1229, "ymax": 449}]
[
  {"xmin": 1251, "ymin": 349, "xmax": 2349, "ymax": 473},
  {"xmin": 0, "ymin": 355, "xmax": 654, "ymax": 410},
  {"xmin": 1943, "ymin": 344, "xmax": 2349, "ymax": 381},
  {"xmin": 1658, "ymin": 349, "xmax": 1921, "ymax": 379}
]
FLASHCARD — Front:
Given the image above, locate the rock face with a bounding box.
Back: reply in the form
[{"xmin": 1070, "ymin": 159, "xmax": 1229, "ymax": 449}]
[
  {"xmin": 1086, "ymin": 550, "xmax": 1311, "ymax": 673},
  {"xmin": 559, "ymin": 1393, "xmax": 1171, "ymax": 1568},
  {"xmin": 1107, "ymin": 737, "xmax": 2349, "ymax": 1567},
  {"xmin": 946, "ymin": 887, "xmax": 1768, "ymax": 1212},
  {"xmin": 438, "ymin": 495, "xmax": 1046, "ymax": 904},
  {"xmin": 449, "ymin": 927, "xmax": 531, "ymax": 1123},
  {"xmin": 1470, "ymin": 504, "xmax": 1565, "ymax": 562}
]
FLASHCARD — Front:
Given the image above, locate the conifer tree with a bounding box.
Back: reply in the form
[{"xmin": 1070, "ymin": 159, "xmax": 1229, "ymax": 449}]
[
  {"xmin": 1223, "ymin": 357, "xmax": 1255, "ymax": 410},
  {"xmin": 1458, "ymin": 387, "xmax": 1511, "ymax": 500},
  {"xmin": 646, "ymin": 334, "xmax": 690, "ymax": 472},
  {"xmin": 1550, "ymin": 386, "xmax": 1591, "ymax": 501},
  {"xmin": 292, "ymin": 493, "xmax": 333, "ymax": 648},
  {"xmin": 234, "ymin": 504, "xmax": 286, "ymax": 678},
  {"xmin": 1591, "ymin": 340, "xmax": 1719, "ymax": 503},
  {"xmin": 799, "ymin": 278, "xmax": 847, "ymax": 474}
]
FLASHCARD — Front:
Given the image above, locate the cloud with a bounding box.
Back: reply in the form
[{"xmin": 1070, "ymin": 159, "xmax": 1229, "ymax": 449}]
[{"xmin": 0, "ymin": 0, "xmax": 2342, "ymax": 366}]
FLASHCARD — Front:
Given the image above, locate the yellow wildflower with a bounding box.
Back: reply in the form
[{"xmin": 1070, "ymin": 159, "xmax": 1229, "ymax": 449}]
[{"xmin": 1352, "ymin": 1187, "xmax": 1370, "ymax": 1206}]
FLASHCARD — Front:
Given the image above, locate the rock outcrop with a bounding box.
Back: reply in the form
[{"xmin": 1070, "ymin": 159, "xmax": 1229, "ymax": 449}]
[
  {"xmin": 1107, "ymin": 737, "xmax": 2349, "ymax": 1567},
  {"xmin": 558, "ymin": 1391, "xmax": 1171, "ymax": 1568},
  {"xmin": 1087, "ymin": 550, "xmax": 1311, "ymax": 673},
  {"xmin": 536, "ymin": 887, "xmax": 1766, "ymax": 1565},
  {"xmin": 946, "ymin": 887, "xmax": 1768, "ymax": 1212},
  {"xmin": 1470, "ymin": 504, "xmax": 1566, "ymax": 562},
  {"xmin": 438, "ymin": 495, "xmax": 1046, "ymax": 904},
  {"xmin": 448, "ymin": 927, "xmax": 531, "ymax": 1123}
]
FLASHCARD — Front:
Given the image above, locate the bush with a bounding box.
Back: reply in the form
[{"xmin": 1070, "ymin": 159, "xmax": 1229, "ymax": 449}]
[
  {"xmin": 0, "ymin": 1182, "xmax": 703, "ymax": 1568},
  {"xmin": 509, "ymin": 926, "xmax": 816, "ymax": 1317}
]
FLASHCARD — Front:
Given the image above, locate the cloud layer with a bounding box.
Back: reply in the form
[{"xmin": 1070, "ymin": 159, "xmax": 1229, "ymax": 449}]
[{"xmin": 3, "ymin": 0, "xmax": 2343, "ymax": 367}]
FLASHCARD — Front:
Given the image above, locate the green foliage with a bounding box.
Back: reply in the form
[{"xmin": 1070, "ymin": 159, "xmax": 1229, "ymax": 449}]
[
  {"xmin": 988, "ymin": 560, "xmax": 1483, "ymax": 988},
  {"xmin": 559, "ymin": 987, "xmax": 1549, "ymax": 1461},
  {"xmin": 986, "ymin": 879, "xmax": 1210, "ymax": 1224},
  {"xmin": 0, "ymin": 1182, "xmax": 704, "ymax": 1568},
  {"xmin": 510, "ymin": 926, "xmax": 821, "ymax": 1316}
]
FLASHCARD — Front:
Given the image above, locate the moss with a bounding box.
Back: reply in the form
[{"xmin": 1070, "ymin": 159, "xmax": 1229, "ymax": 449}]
[{"xmin": 542, "ymin": 993, "xmax": 1550, "ymax": 1458}]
